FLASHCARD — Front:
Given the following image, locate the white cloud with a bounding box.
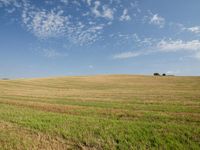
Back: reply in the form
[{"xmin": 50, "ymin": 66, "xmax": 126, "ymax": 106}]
[
  {"xmin": 60, "ymin": 0, "xmax": 68, "ymax": 5},
  {"xmin": 0, "ymin": 0, "xmax": 21, "ymax": 7},
  {"xmin": 86, "ymin": 0, "xmax": 92, "ymax": 6},
  {"xmin": 1, "ymin": 0, "xmax": 143, "ymax": 46},
  {"xmin": 23, "ymin": 9, "xmax": 69, "ymax": 39},
  {"xmin": 21, "ymin": 4, "xmax": 105, "ymax": 45},
  {"xmin": 112, "ymin": 38, "xmax": 200, "ymax": 60},
  {"xmin": 113, "ymin": 51, "xmax": 141, "ymax": 59},
  {"xmin": 0, "ymin": 0, "xmax": 15, "ymax": 6},
  {"xmin": 91, "ymin": 1, "xmax": 114, "ymax": 20},
  {"xmin": 157, "ymin": 40, "xmax": 200, "ymax": 52},
  {"xmin": 149, "ymin": 14, "xmax": 165, "ymax": 28},
  {"xmin": 166, "ymin": 70, "xmax": 180, "ymax": 75},
  {"xmin": 0, "ymin": 0, "xmax": 12, "ymax": 5},
  {"xmin": 18, "ymin": 0, "xmax": 108, "ymax": 45},
  {"xmin": 183, "ymin": 26, "xmax": 200, "ymax": 34},
  {"xmin": 120, "ymin": 9, "xmax": 131, "ymax": 21},
  {"xmin": 42, "ymin": 49, "xmax": 67, "ymax": 58},
  {"xmin": 21, "ymin": 2, "xmax": 105, "ymax": 45},
  {"xmin": 102, "ymin": 6, "xmax": 114, "ymax": 20},
  {"xmin": 92, "ymin": 1, "xmax": 101, "ymax": 17},
  {"xmin": 68, "ymin": 24, "xmax": 104, "ymax": 46}
]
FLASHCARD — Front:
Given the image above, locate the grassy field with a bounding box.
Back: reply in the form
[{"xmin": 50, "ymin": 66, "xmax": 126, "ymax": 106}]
[{"xmin": 0, "ymin": 75, "xmax": 200, "ymax": 149}]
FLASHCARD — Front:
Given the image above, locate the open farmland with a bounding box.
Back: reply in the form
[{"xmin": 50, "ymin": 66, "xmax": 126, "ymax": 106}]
[{"xmin": 0, "ymin": 75, "xmax": 200, "ymax": 149}]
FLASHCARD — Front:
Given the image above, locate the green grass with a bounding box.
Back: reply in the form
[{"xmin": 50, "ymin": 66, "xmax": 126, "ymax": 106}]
[{"xmin": 0, "ymin": 75, "xmax": 200, "ymax": 149}]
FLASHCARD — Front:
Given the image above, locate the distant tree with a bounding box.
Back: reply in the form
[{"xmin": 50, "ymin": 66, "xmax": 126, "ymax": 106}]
[
  {"xmin": 153, "ymin": 73, "xmax": 160, "ymax": 76},
  {"xmin": 162, "ymin": 73, "xmax": 166, "ymax": 76},
  {"xmin": 1, "ymin": 78, "xmax": 9, "ymax": 80}
]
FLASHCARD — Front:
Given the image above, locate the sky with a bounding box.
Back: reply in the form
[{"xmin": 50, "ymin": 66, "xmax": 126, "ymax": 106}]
[{"xmin": 0, "ymin": 0, "xmax": 200, "ymax": 78}]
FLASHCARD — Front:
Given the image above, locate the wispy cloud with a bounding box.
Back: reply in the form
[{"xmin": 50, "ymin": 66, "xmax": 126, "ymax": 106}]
[
  {"xmin": 102, "ymin": 6, "xmax": 114, "ymax": 20},
  {"xmin": 42, "ymin": 48, "xmax": 67, "ymax": 58},
  {"xmin": 113, "ymin": 38, "xmax": 200, "ymax": 60},
  {"xmin": 91, "ymin": 1, "xmax": 114, "ymax": 20},
  {"xmin": 145, "ymin": 11, "xmax": 165, "ymax": 28},
  {"xmin": 113, "ymin": 51, "xmax": 141, "ymax": 59},
  {"xmin": 0, "ymin": 0, "xmax": 21, "ymax": 7},
  {"xmin": 22, "ymin": 9, "xmax": 69, "ymax": 39},
  {"xmin": 157, "ymin": 39, "xmax": 200, "ymax": 59},
  {"xmin": 86, "ymin": 0, "xmax": 92, "ymax": 6},
  {"xmin": 149, "ymin": 14, "xmax": 165, "ymax": 28},
  {"xmin": 166, "ymin": 70, "xmax": 181, "ymax": 75},
  {"xmin": 0, "ymin": 0, "xmax": 13, "ymax": 6},
  {"xmin": 157, "ymin": 39, "xmax": 200, "ymax": 52},
  {"xmin": 20, "ymin": 1, "xmax": 107, "ymax": 45},
  {"xmin": 120, "ymin": 9, "xmax": 131, "ymax": 21},
  {"xmin": 67, "ymin": 23, "xmax": 104, "ymax": 46},
  {"xmin": 0, "ymin": 0, "xmax": 143, "ymax": 46},
  {"xmin": 60, "ymin": 0, "xmax": 68, "ymax": 5},
  {"xmin": 183, "ymin": 26, "xmax": 200, "ymax": 34}
]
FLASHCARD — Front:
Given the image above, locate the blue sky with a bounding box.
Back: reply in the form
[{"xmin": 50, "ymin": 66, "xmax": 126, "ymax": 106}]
[{"xmin": 0, "ymin": 0, "xmax": 200, "ymax": 78}]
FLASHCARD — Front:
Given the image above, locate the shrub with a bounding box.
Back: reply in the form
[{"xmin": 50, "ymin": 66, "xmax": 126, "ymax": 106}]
[{"xmin": 153, "ymin": 73, "xmax": 160, "ymax": 76}]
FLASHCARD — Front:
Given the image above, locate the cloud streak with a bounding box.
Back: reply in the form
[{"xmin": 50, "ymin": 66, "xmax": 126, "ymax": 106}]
[
  {"xmin": 157, "ymin": 40, "xmax": 200, "ymax": 52},
  {"xmin": 113, "ymin": 51, "xmax": 141, "ymax": 59},
  {"xmin": 42, "ymin": 49, "xmax": 65, "ymax": 58},
  {"xmin": 113, "ymin": 38, "xmax": 200, "ymax": 60},
  {"xmin": 183, "ymin": 26, "xmax": 200, "ymax": 34}
]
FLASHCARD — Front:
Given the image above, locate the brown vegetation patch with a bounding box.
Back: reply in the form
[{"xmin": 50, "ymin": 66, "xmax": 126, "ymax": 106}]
[
  {"xmin": 0, "ymin": 121, "xmax": 75, "ymax": 150},
  {"xmin": 0, "ymin": 99, "xmax": 86, "ymax": 114}
]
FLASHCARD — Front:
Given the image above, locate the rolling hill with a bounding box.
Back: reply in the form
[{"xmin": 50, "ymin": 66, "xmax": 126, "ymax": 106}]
[{"xmin": 0, "ymin": 75, "xmax": 200, "ymax": 149}]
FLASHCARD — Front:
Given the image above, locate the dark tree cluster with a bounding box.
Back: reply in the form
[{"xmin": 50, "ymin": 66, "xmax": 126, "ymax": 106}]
[
  {"xmin": 1, "ymin": 78, "xmax": 9, "ymax": 80},
  {"xmin": 153, "ymin": 73, "xmax": 167, "ymax": 76}
]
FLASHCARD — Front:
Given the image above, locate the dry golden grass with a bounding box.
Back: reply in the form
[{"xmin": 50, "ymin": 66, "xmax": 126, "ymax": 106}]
[
  {"xmin": 0, "ymin": 121, "xmax": 74, "ymax": 150},
  {"xmin": 0, "ymin": 75, "xmax": 200, "ymax": 149}
]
